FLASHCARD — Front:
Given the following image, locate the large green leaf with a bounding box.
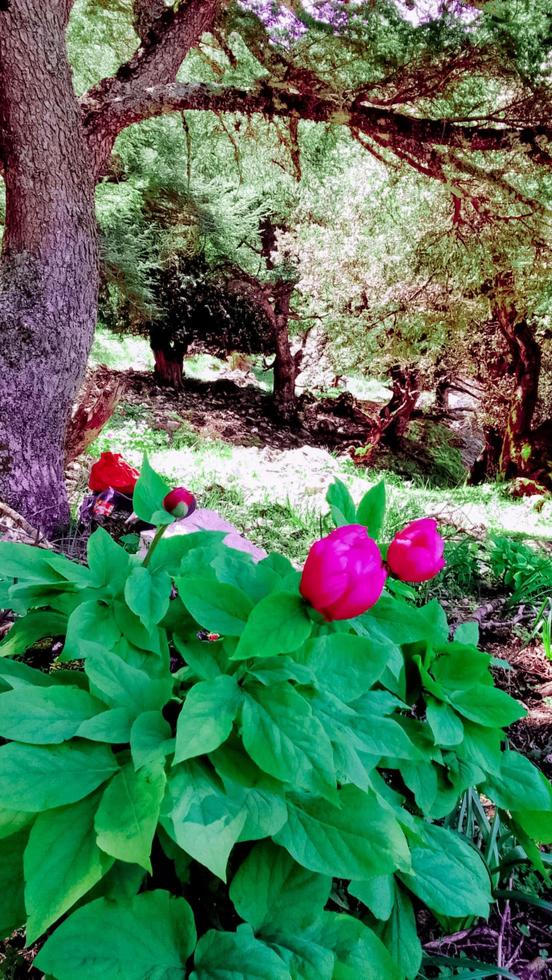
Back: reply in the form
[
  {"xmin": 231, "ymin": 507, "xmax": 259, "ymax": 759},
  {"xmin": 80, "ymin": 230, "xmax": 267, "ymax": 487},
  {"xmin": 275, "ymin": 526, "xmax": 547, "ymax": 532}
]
[
  {"xmin": 87, "ymin": 528, "xmax": 131, "ymax": 595},
  {"xmin": 95, "ymin": 762, "xmax": 166, "ymax": 872},
  {"xmin": 132, "ymin": 456, "xmax": 174, "ymax": 525},
  {"xmin": 241, "ymin": 683, "xmax": 336, "ymax": 799},
  {"xmin": 0, "ymin": 610, "xmax": 67, "ymax": 657},
  {"xmin": 0, "ymin": 806, "xmax": 33, "ymax": 840},
  {"xmin": 130, "ymin": 710, "xmax": 173, "ymax": 770},
  {"xmin": 84, "ymin": 646, "xmax": 172, "ymax": 714},
  {"xmin": 77, "ymin": 707, "xmax": 134, "ymax": 744},
  {"xmin": 212, "ymin": 744, "xmax": 288, "ymax": 841},
  {"xmin": 0, "ymin": 827, "xmax": 28, "ymax": 939},
  {"xmin": 212, "ymin": 551, "xmax": 280, "ymax": 604},
  {"xmin": 230, "ymin": 841, "xmax": 331, "ymax": 933},
  {"xmin": 191, "ymin": 925, "xmax": 291, "ymax": 980},
  {"xmin": 35, "ymin": 890, "xmax": 196, "ymax": 980},
  {"xmin": 425, "ymin": 698, "xmax": 464, "ymax": 747},
  {"xmin": 357, "ymin": 596, "xmax": 448, "ymax": 647},
  {"xmin": 305, "ymin": 634, "xmax": 389, "ymax": 702},
  {"xmin": 356, "ymin": 481, "xmax": 386, "ymax": 539},
  {"xmin": 400, "ymin": 822, "xmax": 492, "ymax": 918},
  {"xmin": 449, "ymin": 684, "xmax": 526, "ymax": 728},
  {"xmin": 483, "ymin": 750, "xmax": 552, "ymax": 839},
  {"xmin": 161, "ymin": 761, "xmax": 247, "ymax": 880},
  {"xmin": 310, "ymin": 912, "xmax": 401, "ymax": 980},
  {"xmin": 174, "ymin": 675, "xmax": 240, "ymax": 763},
  {"xmin": 378, "ymin": 885, "xmax": 422, "ymax": 980},
  {"xmin": 233, "ymin": 593, "xmax": 312, "ymax": 661},
  {"xmin": 125, "ymin": 565, "xmax": 172, "ymax": 630},
  {"xmin": 178, "ymin": 576, "xmax": 253, "ymax": 635},
  {"xmin": 0, "ymin": 742, "xmax": 118, "ymax": 812},
  {"xmin": 267, "ymin": 931, "xmax": 334, "ymax": 980},
  {"xmin": 326, "ymin": 478, "xmax": 357, "ymax": 526},
  {"xmin": 0, "ymin": 685, "xmax": 103, "ymax": 744},
  {"xmin": 24, "ymin": 791, "xmax": 112, "ymax": 942},
  {"xmin": 349, "ymin": 875, "xmax": 395, "ymax": 921},
  {"xmin": 63, "ymin": 600, "xmax": 121, "ymax": 660},
  {"xmin": 147, "ymin": 531, "xmax": 226, "ymax": 575},
  {"xmin": 275, "ymin": 787, "xmax": 410, "ymax": 880}
]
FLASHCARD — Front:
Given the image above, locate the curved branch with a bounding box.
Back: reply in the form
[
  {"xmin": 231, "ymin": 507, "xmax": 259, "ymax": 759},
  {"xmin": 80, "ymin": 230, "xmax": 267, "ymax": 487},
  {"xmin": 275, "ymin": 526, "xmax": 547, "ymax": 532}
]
[{"xmin": 86, "ymin": 79, "xmax": 552, "ymax": 166}]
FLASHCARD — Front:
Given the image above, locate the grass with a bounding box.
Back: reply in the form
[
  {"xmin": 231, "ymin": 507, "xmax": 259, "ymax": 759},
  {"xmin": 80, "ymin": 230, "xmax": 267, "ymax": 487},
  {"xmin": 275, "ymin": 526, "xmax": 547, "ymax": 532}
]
[{"xmin": 84, "ymin": 328, "xmax": 552, "ymax": 562}]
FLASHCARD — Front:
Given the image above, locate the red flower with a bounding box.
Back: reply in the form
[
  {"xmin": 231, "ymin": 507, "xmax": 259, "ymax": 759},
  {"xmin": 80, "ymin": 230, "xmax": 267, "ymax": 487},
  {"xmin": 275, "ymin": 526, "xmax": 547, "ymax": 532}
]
[
  {"xmin": 163, "ymin": 486, "xmax": 197, "ymax": 518},
  {"xmin": 300, "ymin": 524, "xmax": 387, "ymax": 621},
  {"xmin": 88, "ymin": 452, "xmax": 140, "ymax": 496},
  {"xmin": 387, "ymin": 518, "xmax": 445, "ymax": 583}
]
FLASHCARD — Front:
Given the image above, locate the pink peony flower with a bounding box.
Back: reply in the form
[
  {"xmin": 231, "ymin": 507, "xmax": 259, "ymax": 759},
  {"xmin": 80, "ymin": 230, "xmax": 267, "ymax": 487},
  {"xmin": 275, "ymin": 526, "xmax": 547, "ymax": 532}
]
[
  {"xmin": 163, "ymin": 486, "xmax": 197, "ymax": 518},
  {"xmin": 300, "ymin": 524, "xmax": 387, "ymax": 621},
  {"xmin": 387, "ymin": 518, "xmax": 445, "ymax": 583}
]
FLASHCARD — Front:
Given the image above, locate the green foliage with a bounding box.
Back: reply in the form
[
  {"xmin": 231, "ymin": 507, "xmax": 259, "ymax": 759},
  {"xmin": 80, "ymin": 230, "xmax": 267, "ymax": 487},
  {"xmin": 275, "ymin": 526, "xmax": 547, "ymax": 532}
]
[{"xmin": 0, "ymin": 468, "xmax": 549, "ymax": 978}]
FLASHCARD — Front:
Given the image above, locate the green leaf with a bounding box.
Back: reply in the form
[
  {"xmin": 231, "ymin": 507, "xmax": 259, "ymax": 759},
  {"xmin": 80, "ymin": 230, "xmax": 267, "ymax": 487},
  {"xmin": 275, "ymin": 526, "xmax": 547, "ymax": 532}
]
[
  {"xmin": 379, "ymin": 884, "xmax": 422, "ymax": 980},
  {"xmin": 178, "ymin": 576, "xmax": 253, "ymax": 635},
  {"xmin": 267, "ymin": 931, "xmax": 334, "ymax": 980},
  {"xmin": 0, "ymin": 742, "xmax": 118, "ymax": 812},
  {"xmin": 483, "ymin": 750, "xmax": 552, "ymax": 826},
  {"xmin": 449, "ymin": 685, "xmax": 526, "ymax": 728},
  {"xmin": 311, "ymin": 912, "xmax": 401, "ymax": 980},
  {"xmin": 230, "ymin": 841, "xmax": 331, "ymax": 933},
  {"xmin": 87, "ymin": 528, "xmax": 131, "ymax": 595},
  {"xmin": 133, "ymin": 456, "xmax": 174, "ymax": 525},
  {"xmin": 212, "ymin": 551, "xmax": 281, "ymax": 604},
  {"xmin": 24, "ymin": 791, "xmax": 112, "ymax": 943},
  {"xmin": 63, "ymin": 600, "xmax": 121, "ymax": 660},
  {"xmin": 233, "ymin": 593, "xmax": 312, "ymax": 660},
  {"xmin": 95, "ymin": 762, "xmax": 166, "ymax": 872},
  {"xmin": 0, "ymin": 610, "xmax": 67, "ymax": 657},
  {"xmin": 35, "ymin": 890, "xmax": 196, "ymax": 980},
  {"xmin": 400, "ymin": 822, "xmax": 492, "ymax": 918},
  {"xmin": 147, "ymin": 531, "xmax": 227, "ymax": 575},
  {"xmin": 305, "ymin": 634, "xmax": 389, "ymax": 701},
  {"xmin": 454, "ymin": 621, "xmax": 479, "ymax": 646},
  {"xmin": 0, "ymin": 827, "xmax": 28, "ymax": 939},
  {"xmin": 326, "ymin": 479, "xmax": 357, "ymax": 527},
  {"xmin": 241, "ymin": 683, "xmax": 336, "ymax": 799},
  {"xmin": 357, "ymin": 595, "xmax": 448, "ymax": 647},
  {"xmin": 77, "ymin": 707, "xmax": 134, "ymax": 744},
  {"xmin": 0, "ymin": 656, "xmax": 55, "ymax": 689},
  {"xmin": 174, "ymin": 675, "xmax": 240, "ymax": 763},
  {"xmin": 426, "ymin": 698, "xmax": 464, "ymax": 747},
  {"xmin": 0, "ymin": 685, "xmax": 103, "ymax": 744},
  {"xmin": 212, "ymin": 744, "xmax": 288, "ymax": 841},
  {"xmin": 349, "ymin": 875, "xmax": 395, "ymax": 920},
  {"xmin": 0, "ymin": 806, "xmax": 33, "ymax": 840},
  {"xmin": 130, "ymin": 710, "xmax": 173, "ymax": 770},
  {"xmin": 124, "ymin": 565, "xmax": 172, "ymax": 630},
  {"xmin": 161, "ymin": 761, "xmax": 247, "ymax": 881},
  {"xmin": 191, "ymin": 926, "xmax": 291, "ymax": 980},
  {"xmin": 173, "ymin": 634, "xmax": 227, "ymax": 681},
  {"xmin": 356, "ymin": 481, "xmax": 386, "ymax": 539},
  {"xmin": 275, "ymin": 786, "xmax": 410, "ymax": 880},
  {"xmin": 84, "ymin": 647, "xmax": 172, "ymax": 714}
]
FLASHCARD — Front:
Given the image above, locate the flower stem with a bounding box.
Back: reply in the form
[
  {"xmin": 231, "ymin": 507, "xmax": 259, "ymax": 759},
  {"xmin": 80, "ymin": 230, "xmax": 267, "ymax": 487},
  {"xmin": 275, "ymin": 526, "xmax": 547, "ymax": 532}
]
[{"xmin": 143, "ymin": 524, "xmax": 168, "ymax": 568}]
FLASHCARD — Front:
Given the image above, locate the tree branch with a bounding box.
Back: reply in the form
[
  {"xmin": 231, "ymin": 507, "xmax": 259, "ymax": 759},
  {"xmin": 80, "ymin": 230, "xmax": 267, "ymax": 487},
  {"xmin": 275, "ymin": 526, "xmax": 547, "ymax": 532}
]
[
  {"xmin": 83, "ymin": 0, "xmax": 224, "ymax": 173},
  {"xmin": 86, "ymin": 79, "xmax": 552, "ymax": 165}
]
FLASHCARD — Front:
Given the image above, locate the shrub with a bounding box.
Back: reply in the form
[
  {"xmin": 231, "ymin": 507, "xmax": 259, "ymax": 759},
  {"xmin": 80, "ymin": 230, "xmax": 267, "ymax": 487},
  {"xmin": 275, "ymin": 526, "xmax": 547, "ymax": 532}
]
[{"xmin": 0, "ymin": 464, "xmax": 550, "ymax": 979}]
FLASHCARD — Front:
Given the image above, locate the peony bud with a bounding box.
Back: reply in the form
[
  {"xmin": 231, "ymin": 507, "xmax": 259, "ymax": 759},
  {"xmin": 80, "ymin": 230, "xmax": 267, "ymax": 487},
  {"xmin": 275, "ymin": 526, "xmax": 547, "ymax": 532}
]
[
  {"xmin": 387, "ymin": 518, "xmax": 445, "ymax": 583},
  {"xmin": 300, "ymin": 524, "xmax": 387, "ymax": 621},
  {"xmin": 163, "ymin": 486, "xmax": 197, "ymax": 518},
  {"xmin": 89, "ymin": 452, "xmax": 140, "ymax": 496}
]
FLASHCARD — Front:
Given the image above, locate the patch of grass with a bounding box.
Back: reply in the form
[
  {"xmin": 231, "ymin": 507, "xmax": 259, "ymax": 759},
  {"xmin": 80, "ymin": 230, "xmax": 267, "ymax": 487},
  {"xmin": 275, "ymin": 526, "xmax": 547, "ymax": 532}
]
[{"xmin": 90, "ymin": 326, "xmax": 153, "ymax": 371}]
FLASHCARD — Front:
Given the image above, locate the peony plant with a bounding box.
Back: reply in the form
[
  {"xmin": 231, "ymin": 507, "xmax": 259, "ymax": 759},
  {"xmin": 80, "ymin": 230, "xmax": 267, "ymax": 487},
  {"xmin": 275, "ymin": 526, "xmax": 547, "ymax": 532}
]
[{"xmin": 0, "ymin": 461, "xmax": 549, "ymax": 980}]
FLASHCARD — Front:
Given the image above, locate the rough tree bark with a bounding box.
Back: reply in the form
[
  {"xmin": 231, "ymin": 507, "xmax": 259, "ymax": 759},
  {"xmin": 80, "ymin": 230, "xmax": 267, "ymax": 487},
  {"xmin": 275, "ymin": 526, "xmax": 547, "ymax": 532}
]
[
  {"xmin": 493, "ymin": 279, "xmax": 546, "ymax": 485},
  {"xmin": 260, "ymin": 218, "xmax": 298, "ymax": 422},
  {"xmin": 0, "ymin": 0, "xmax": 99, "ymax": 533},
  {"xmin": 150, "ymin": 332, "xmax": 187, "ymax": 389}
]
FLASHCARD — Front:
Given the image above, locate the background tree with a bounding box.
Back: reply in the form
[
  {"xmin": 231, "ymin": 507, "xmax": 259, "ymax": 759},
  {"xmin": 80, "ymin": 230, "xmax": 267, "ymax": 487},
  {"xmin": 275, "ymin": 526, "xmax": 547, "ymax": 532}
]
[{"xmin": 0, "ymin": 0, "xmax": 551, "ymax": 530}]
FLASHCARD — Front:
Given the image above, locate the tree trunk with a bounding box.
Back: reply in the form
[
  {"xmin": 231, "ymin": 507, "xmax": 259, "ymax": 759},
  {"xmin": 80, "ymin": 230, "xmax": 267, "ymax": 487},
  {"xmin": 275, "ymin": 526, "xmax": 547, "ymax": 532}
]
[
  {"xmin": 381, "ymin": 366, "xmax": 419, "ymax": 446},
  {"xmin": 497, "ymin": 318, "xmax": 541, "ymax": 480},
  {"xmin": 0, "ymin": 1, "xmax": 99, "ymax": 534},
  {"xmin": 150, "ymin": 332, "xmax": 186, "ymax": 388},
  {"xmin": 492, "ymin": 285, "xmax": 542, "ymax": 483},
  {"xmin": 272, "ymin": 283, "xmax": 298, "ymax": 423}
]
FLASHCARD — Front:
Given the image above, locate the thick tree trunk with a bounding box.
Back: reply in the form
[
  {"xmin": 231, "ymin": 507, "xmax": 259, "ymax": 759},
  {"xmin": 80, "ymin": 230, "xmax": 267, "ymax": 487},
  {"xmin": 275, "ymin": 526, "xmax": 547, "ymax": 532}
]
[
  {"xmin": 0, "ymin": 1, "xmax": 98, "ymax": 534},
  {"xmin": 381, "ymin": 365, "xmax": 419, "ymax": 446}
]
